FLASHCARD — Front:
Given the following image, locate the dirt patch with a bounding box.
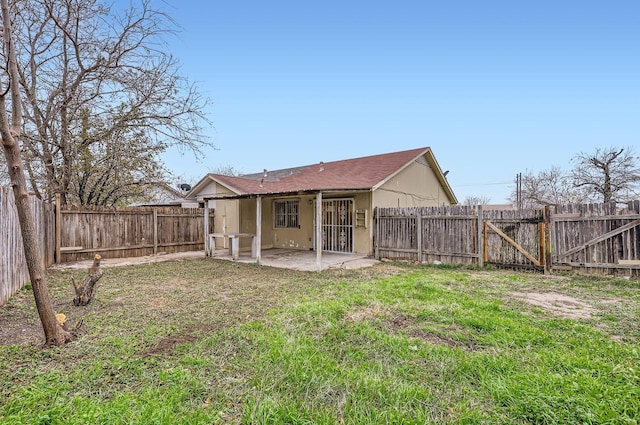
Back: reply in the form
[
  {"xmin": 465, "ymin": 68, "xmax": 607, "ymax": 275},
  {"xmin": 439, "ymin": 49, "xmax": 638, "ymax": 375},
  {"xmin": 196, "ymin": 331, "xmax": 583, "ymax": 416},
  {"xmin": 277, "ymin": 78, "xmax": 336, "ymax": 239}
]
[
  {"xmin": 0, "ymin": 290, "xmax": 44, "ymax": 346},
  {"xmin": 512, "ymin": 291, "xmax": 596, "ymax": 319},
  {"xmin": 344, "ymin": 303, "xmax": 387, "ymax": 322},
  {"xmin": 0, "ymin": 314, "xmax": 43, "ymax": 346},
  {"xmin": 345, "ymin": 306, "xmax": 480, "ymax": 351},
  {"xmin": 386, "ymin": 314, "xmax": 480, "ymax": 351},
  {"xmin": 141, "ymin": 326, "xmax": 213, "ymax": 358},
  {"xmin": 142, "ymin": 333, "xmax": 197, "ymax": 357}
]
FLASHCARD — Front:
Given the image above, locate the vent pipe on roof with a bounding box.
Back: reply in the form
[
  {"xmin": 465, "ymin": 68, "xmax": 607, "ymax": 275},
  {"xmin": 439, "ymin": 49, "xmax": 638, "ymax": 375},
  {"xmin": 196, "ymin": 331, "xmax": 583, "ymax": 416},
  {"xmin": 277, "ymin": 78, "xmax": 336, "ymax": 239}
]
[
  {"xmin": 319, "ymin": 161, "xmax": 324, "ymax": 172},
  {"xmin": 263, "ymin": 169, "xmax": 268, "ymax": 177}
]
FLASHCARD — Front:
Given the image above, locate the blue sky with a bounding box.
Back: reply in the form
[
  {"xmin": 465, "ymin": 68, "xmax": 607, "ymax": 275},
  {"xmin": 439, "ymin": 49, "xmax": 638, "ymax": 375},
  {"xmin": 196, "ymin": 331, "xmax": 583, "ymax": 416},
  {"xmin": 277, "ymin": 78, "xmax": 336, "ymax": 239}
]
[{"xmin": 153, "ymin": 0, "xmax": 639, "ymax": 203}]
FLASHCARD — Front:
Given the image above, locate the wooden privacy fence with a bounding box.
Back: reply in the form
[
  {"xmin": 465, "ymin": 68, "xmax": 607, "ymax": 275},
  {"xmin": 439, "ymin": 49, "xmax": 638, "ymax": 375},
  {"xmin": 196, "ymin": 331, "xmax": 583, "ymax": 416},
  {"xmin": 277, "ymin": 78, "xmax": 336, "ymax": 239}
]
[
  {"xmin": 2, "ymin": 189, "xmax": 214, "ymax": 304},
  {"xmin": 57, "ymin": 200, "xmax": 215, "ymax": 263},
  {"xmin": 550, "ymin": 201, "xmax": 640, "ymax": 277},
  {"xmin": 375, "ymin": 201, "xmax": 640, "ymax": 278},
  {"xmin": 1, "ymin": 187, "xmax": 55, "ymax": 305}
]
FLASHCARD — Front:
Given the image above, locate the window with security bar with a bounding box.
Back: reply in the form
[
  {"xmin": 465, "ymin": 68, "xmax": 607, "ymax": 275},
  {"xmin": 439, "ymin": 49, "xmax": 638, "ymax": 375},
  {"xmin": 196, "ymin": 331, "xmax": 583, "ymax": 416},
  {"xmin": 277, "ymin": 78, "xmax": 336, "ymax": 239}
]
[{"xmin": 274, "ymin": 199, "xmax": 299, "ymax": 228}]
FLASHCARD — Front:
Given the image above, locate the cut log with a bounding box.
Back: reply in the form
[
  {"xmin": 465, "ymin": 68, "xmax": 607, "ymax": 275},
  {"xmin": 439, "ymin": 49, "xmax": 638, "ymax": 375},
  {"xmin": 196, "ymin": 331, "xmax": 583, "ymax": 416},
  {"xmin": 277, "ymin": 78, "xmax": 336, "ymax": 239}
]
[{"xmin": 73, "ymin": 254, "xmax": 104, "ymax": 306}]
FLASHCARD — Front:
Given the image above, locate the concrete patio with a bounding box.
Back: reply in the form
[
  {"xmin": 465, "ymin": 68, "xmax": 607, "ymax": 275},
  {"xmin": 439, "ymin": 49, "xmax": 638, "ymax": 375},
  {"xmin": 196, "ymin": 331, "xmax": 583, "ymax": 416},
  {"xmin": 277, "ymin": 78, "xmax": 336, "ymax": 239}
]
[
  {"xmin": 209, "ymin": 248, "xmax": 379, "ymax": 271},
  {"xmin": 53, "ymin": 248, "xmax": 379, "ymax": 272}
]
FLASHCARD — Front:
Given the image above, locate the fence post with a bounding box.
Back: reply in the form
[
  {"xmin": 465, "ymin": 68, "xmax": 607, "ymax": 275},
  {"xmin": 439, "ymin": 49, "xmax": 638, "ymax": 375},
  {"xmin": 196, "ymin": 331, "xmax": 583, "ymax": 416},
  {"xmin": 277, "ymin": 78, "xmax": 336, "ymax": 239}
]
[
  {"xmin": 476, "ymin": 205, "xmax": 484, "ymax": 267},
  {"xmin": 55, "ymin": 193, "xmax": 61, "ymax": 264},
  {"xmin": 415, "ymin": 213, "xmax": 422, "ymax": 263},
  {"xmin": 483, "ymin": 220, "xmax": 488, "ymax": 264},
  {"xmin": 544, "ymin": 205, "xmax": 552, "ymax": 274},
  {"xmin": 539, "ymin": 221, "xmax": 545, "ymax": 269},
  {"xmin": 374, "ymin": 208, "xmax": 379, "ymax": 260},
  {"xmin": 153, "ymin": 207, "xmax": 158, "ymax": 255}
]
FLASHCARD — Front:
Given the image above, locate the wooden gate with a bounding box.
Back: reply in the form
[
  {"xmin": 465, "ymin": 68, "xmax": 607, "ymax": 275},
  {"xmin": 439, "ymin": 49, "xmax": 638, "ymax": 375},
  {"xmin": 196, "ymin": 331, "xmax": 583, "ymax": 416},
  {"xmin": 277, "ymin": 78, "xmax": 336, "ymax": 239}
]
[
  {"xmin": 482, "ymin": 208, "xmax": 547, "ymax": 270},
  {"xmin": 375, "ymin": 203, "xmax": 639, "ymax": 278},
  {"xmin": 375, "ymin": 206, "xmax": 552, "ymax": 272}
]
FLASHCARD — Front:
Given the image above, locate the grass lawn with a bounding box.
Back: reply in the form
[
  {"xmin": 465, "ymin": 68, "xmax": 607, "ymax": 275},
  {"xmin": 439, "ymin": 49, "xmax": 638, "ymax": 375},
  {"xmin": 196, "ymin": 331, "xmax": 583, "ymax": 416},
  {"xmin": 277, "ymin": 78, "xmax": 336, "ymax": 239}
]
[{"xmin": 1, "ymin": 258, "xmax": 639, "ymax": 424}]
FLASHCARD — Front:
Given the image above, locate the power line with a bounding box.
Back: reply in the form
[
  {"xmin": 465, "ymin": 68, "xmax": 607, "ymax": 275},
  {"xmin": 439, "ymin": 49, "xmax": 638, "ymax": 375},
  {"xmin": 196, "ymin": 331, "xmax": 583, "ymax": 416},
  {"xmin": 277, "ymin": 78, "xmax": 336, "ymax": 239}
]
[{"xmin": 454, "ymin": 181, "xmax": 513, "ymax": 187}]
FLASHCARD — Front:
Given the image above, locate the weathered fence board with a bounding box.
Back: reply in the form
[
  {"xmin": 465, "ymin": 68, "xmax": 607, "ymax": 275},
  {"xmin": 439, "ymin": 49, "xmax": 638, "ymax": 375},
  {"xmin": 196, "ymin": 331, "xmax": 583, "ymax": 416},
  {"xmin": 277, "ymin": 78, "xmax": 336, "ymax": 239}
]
[
  {"xmin": 551, "ymin": 201, "xmax": 640, "ymax": 278},
  {"xmin": 1, "ymin": 187, "xmax": 54, "ymax": 305},
  {"xmin": 375, "ymin": 201, "xmax": 640, "ymax": 278},
  {"xmin": 483, "ymin": 208, "xmax": 544, "ymax": 269},
  {"xmin": 376, "ymin": 205, "xmax": 480, "ymax": 264},
  {"xmin": 2, "ymin": 189, "xmax": 214, "ymax": 304},
  {"xmin": 59, "ymin": 205, "xmax": 215, "ymax": 263}
]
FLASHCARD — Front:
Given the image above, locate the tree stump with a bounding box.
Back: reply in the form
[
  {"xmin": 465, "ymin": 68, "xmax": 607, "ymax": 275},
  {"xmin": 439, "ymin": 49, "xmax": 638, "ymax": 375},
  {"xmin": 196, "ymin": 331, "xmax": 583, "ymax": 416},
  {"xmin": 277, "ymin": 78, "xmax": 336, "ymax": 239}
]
[{"xmin": 73, "ymin": 254, "xmax": 104, "ymax": 306}]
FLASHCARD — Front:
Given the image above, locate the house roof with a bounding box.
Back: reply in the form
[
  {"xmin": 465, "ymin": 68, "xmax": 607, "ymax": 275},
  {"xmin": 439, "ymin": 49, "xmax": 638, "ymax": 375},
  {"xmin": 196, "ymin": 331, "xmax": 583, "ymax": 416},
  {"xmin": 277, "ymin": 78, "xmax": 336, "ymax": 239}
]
[
  {"xmin": 188, "ymin": 147, "xmax": 457, "ymax": 203},
  {"xmin": 130, "ymin": 182, "xmax": 189, "ymax": 206}
]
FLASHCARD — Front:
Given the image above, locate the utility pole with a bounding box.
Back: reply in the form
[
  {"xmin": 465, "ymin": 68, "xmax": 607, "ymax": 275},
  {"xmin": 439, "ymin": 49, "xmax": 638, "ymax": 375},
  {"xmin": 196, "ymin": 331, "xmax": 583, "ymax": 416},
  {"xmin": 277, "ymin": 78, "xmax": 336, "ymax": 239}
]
[{"xmin": 515, "ymin": 173, "xmax": 522, "ymax": 213}]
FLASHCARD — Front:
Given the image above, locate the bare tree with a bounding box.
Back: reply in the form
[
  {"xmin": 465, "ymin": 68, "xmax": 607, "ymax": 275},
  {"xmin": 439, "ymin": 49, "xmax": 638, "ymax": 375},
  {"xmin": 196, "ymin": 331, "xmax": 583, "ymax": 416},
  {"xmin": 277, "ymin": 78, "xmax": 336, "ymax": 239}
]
[
  {"xmin": 571, "ymin": 146, "xmax": 640, "ymax": 203},
  {"xmin": 12, "ymin": 0, "xmax": 212, "ymax": 205},
  {"xmin": 463, "ymin": 195, "xmax": 491, "ymax": 206},
  {"xmin": 210, "ymin": 164, "xmax": 243, "ymax": 176},
  {"xmin": 510, "ymin": 166, "xmax": 589, "ymax": 208},
  {"xmin": 71, "ymin": 116, "xmax": 168, "ymax": 206},
  {"xmin": 0, "ymin": 0, "xmax": 72, "ymax": 346}
]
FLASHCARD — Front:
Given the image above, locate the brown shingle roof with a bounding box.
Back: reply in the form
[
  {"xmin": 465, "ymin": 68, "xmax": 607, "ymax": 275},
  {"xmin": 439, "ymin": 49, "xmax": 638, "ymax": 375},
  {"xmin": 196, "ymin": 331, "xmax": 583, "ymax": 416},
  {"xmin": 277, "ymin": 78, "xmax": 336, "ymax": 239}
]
[{"xmin": 209, "ymin": 147, "xmax": 431, "ymax": 195}]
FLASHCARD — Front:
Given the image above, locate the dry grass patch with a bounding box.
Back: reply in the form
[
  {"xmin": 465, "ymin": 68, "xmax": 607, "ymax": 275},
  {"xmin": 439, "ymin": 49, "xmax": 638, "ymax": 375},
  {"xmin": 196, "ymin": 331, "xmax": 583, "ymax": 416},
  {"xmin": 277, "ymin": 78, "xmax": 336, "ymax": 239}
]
[
  {"xmin": 1, "ymin": 260, "xmax": 639, "ymax": 424},
  {"xmin": 511, "ymin": 291, "xmax": 597, "ymax": 319}
]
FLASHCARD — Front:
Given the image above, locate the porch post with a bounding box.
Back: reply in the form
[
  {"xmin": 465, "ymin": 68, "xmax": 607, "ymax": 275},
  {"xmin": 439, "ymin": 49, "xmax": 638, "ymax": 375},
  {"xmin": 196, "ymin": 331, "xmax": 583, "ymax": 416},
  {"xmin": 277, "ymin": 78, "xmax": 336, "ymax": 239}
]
[
  {"xmin": 256, "ymin": 196, "xmax": 262, "ymax": 264},
  {"xmin": 316, "ymin": 192, "xmax": 323, "ymax": 271},
  {"xmin": 204, "ymin": 199, "xmax": 210, "ymax": 256}
]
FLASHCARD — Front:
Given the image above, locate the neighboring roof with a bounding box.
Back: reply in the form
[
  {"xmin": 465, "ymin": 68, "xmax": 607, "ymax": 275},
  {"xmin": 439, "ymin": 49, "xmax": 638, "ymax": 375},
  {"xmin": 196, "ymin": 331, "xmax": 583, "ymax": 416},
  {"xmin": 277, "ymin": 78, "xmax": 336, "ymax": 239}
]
[
  {"xmin": 188, "ymin": 147, "xmax": 457, "ymax": 203},
  {"xmin": 131, "ymin": 182, "xmax": 189, "ymax": 206}
]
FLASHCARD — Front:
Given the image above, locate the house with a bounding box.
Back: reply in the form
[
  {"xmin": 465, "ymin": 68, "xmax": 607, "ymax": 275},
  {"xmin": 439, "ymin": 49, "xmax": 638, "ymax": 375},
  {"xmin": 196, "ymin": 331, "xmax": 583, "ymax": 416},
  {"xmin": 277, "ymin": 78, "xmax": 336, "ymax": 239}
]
[
  {"xmin": 132, "ymin": 182, "xmax": 199, "ymax": 207},
  {"xmin": 186, "ymin": 147, "xmax": 457, "ymax": 262}
]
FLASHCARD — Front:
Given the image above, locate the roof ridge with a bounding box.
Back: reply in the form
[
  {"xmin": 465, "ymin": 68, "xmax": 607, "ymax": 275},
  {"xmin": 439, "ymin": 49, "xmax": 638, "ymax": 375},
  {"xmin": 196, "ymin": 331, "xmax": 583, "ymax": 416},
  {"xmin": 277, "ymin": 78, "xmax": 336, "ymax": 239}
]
[{"xmin": 239, "ymin": 147, "xmax": 429, "ymax": 176}]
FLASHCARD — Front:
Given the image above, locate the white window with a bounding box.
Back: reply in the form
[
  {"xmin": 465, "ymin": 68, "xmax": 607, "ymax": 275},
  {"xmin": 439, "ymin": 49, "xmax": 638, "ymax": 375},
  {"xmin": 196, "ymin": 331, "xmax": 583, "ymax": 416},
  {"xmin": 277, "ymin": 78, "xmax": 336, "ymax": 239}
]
[{"xmin": 274, "ymin": 199, "xmax": 299, "ymax": 228}]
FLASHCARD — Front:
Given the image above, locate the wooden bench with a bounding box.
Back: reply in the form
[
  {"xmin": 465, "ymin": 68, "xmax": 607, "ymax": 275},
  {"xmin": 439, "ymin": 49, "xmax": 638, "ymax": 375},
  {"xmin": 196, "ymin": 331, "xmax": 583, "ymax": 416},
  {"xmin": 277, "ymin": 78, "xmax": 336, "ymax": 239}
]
[{"xmin": 208, "ymin": 233, "xmax": 257, "ymax": 260}]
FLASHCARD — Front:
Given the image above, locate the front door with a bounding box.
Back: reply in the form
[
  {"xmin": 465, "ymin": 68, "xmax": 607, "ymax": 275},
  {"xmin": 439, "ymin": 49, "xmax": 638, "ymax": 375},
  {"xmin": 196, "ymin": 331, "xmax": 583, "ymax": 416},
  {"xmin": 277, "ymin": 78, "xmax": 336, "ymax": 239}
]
[{"xmin": 321, "ymin": 198, "xmax": 354, "ymax": 253}]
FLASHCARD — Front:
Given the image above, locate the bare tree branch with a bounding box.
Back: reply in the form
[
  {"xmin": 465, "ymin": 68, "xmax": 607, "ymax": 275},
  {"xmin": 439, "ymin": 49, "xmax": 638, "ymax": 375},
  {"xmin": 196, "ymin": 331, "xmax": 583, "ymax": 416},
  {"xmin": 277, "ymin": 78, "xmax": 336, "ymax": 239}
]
[
  {"xmin": 570, "ymin": 146, "xmax": 640, "ymax": 203},
  {"xmin": 0, "ymin": 0, "xmax": 73, "ymax": 346},
  {"xmin": 510, "ymin": 166, "xmax": 589, "ymax": 208},
  {"xmin": 463, "ymin": 195, "xmax": 491, "ymax": 206},
  {"xmin": 12, "ymin": 0, "xmax": 213, "ymax": 205}
]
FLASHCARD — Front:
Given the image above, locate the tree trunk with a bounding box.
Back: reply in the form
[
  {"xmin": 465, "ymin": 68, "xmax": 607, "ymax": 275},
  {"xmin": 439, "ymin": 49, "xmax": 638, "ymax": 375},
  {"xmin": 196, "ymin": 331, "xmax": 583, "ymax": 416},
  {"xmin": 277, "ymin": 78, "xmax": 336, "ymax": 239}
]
[
  {"xmin": 73, "ymin": 254, "xmax": 104, "ymax": 306},
  {"xmin": 1, "ymin": 141, "xmax": 72, "ymax": 345},
  {"xmin": 0, "ymin": 0, "xmax": 73, "ymax": 346}
]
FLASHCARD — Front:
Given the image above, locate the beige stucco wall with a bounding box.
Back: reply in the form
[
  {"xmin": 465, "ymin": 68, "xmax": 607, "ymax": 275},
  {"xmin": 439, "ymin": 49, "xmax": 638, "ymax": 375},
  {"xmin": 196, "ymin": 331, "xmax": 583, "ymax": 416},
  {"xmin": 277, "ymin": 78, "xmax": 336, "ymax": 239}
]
[
  {"xmin": 237, "ymin": 197, "xmax": 275, "ymax": 250},
  {"xmin": 352, "ymin": 193, "xmax": 373, "ymax": 255},
  {"xmin": 264, "ymin": 193, "xmax": 373, "ymax": 255},
  {"xmin": 269, "ymin": 196, "xmax": 314, "ymax": 251},
  {"xmin": 196, "ymin": 179, "xmax": 236, "ymax": 200},
  {"xmin": 200, "ymin": 179, "xmax": 240, "ymax": 250},
  {"xmin": 209, "ymin": 198, "xmax": 238, "ymax": 249},
  {"xmin": 216, "ymin": 194, "xmax": 373, "ymax": 254},
  {"xmin": 373, "ymin": 157, "xmax": 453, "ymax": 208}
]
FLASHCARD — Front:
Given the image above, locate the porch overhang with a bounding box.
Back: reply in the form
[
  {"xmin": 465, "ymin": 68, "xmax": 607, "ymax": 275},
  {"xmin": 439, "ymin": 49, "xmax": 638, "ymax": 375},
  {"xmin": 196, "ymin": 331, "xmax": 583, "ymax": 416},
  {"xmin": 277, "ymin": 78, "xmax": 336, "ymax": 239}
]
[
  {"xmin": 200, "ymin": 188, "xmax": 371, "ymax": 201},
  {"xmin": 202, "ymin": 188, "xmax": 371, "ymax": 271}
]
